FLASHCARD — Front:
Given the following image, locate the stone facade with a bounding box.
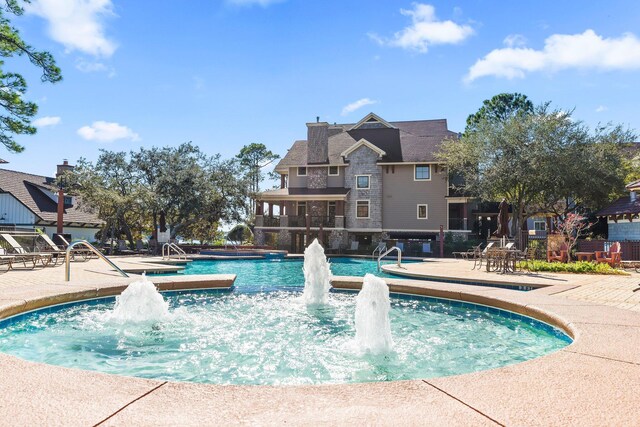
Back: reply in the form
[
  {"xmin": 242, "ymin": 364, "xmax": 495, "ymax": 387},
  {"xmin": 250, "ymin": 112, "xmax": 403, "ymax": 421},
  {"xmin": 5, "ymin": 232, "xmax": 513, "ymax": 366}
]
[
  {"xmin": 306, "ymin": 123, "xmax": 328, "ymax": 164},
  {"xmin": 307, "ymin": 166, "xmax": 327, "ymax": 189},
  {"xmin": 344, "ymin": 146, "xmax": 383, "ymax": 230}
]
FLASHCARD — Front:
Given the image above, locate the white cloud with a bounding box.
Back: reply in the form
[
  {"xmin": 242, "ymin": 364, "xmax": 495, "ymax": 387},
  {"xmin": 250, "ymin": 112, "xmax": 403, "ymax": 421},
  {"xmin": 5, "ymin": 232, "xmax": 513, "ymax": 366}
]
[
  {"xmin": 466, "ymin": 30, "xmax": 640, "ymax": 82},
  {"xmin": 25, "ymin": 0, "xmax": 117, "ymax": 57},
  {"xmin": 226, "ymin": 0, "xmax": 284, "ymax": 6},
  {"xmin": 33, "ymin": 116, "xmax": 61, "ymax": 127},
  {"xmin": 75, "ymin": 59, "xmax": 107, "ymax": 72},
  {"xmin": 77, "ymin": 121, "xmax": 140, "ymax": 143},
  {"xmin": 595, "ymin": 105, "xmax": 608, "ymax": 112},
  {"xmin": 341, "ymin": 98, "xmax": 378, "ymax": 116},
  {"xmin": 369, "ymin": 3, "xmax": 474, "ymax": 53},
  {"xmin": 503, "ymin": 34, "xmax": 527, "ymax": 48}
]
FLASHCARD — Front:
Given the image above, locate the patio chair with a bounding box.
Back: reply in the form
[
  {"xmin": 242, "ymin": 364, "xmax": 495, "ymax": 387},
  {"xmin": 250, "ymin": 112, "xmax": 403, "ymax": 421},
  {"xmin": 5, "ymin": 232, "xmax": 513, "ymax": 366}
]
[
  {"xmin": 516, "ymin": 247, "xmax": 537, "ymax": 271},
  {"xmin": 547, "ymin": 242, "xmax": 568, "ymax": 263},
  {"xmin": 0, "ymin": 233, "xmax": 52, "ymax": 268},
  {"xmin": 595, "ymin": 242, "xmax": 622, "ymax": 268},
  {"xmin": 0, "ymin": 249, "xmax": 15, "ymax": 272},
  {"xmin": 472, "ymin": 241, "xmax": 496, "ymax": 270},
  {"xmin": 347, "ymin": 240, "xmax": 359, "ymax": 254}
]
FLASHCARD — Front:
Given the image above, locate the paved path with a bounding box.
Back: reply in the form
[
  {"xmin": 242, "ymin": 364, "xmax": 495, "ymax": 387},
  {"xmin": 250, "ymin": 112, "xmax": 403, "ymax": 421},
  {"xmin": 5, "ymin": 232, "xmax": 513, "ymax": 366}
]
[{"xmin": 382, "ymin": 258, "xmax": 640, "ymax": 312}]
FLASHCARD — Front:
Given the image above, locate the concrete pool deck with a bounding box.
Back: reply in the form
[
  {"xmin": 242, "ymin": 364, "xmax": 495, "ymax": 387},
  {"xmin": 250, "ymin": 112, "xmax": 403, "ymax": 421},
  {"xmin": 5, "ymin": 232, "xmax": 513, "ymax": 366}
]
[{"xmin": 0, "ymin": 257, "xmax": 639, "ymax": 425}]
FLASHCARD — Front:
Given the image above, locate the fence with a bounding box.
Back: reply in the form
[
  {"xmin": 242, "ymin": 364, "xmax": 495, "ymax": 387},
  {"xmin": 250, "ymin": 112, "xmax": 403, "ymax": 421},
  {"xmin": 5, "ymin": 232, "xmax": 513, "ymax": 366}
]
[
  {"xmin": 519, "ymin": 231, "xmax": 548, "ymax": 260},
  {"xmin": 577, "ymin": 240, "xmax": 640, "ymax": 261}
]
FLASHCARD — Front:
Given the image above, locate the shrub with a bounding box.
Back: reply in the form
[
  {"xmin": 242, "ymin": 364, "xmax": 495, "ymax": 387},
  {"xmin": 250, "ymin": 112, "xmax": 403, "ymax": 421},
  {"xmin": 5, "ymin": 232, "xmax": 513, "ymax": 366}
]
[{"xmin": 518, "ymin": 260, "xmax": 627, "ymax": 275}]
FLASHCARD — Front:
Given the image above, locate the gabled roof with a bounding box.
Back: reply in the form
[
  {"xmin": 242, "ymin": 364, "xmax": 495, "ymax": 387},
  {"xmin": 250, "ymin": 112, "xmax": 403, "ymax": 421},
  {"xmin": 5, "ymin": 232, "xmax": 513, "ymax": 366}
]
[
  {"xmin": 275, "ymin": 114, "xmax": 457, "ymax": 172},
  {"xmin": 0, "ymin": 168, "xmax": 102, "ymax": 226},
  {"xmin": 348, "ymin": 112, "xmax": 396, "ymax": 131},
  {"xmin": 340, "ymin": 138, "xmax": 386, "ymax": 159},
  {"xmin": 595, "ymin": 196, "xmax": 640, "ymax": 217}
]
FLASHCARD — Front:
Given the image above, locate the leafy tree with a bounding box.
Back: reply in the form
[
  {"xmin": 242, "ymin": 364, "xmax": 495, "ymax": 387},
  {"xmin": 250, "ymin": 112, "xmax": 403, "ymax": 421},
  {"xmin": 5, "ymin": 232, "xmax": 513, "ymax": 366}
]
[
  {"xmin": 236, "ymin": 143, "xmax": 279, "ymax": 216},
  {"xmin": 440, "ymin": 102, "xmax": 633, "ymax": 242},
  {"xmin": 0, "ymin": 1, "xmax": 62, "ymax": 152},
  {"xmin": 464, "ymin": 93, "xmax": 533, "ymax": 135}
]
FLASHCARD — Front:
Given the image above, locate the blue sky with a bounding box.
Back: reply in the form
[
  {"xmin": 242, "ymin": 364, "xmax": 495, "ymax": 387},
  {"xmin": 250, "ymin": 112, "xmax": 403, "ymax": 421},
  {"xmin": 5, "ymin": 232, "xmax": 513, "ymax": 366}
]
[{"xmin": 4, "ymin": 0, "xmax": 640, "ymax": 177}]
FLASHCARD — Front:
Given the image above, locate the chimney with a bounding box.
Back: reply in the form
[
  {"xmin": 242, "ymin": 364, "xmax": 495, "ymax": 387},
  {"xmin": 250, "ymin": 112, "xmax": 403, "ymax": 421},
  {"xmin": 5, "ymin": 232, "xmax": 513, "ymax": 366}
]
[
  {"xmin": 306, "ymin": 120, "xmax": 329, "ymax": 164},
  {"xmin": 56, "ymin": 159, "xmax": 74, "ymax": 178}
]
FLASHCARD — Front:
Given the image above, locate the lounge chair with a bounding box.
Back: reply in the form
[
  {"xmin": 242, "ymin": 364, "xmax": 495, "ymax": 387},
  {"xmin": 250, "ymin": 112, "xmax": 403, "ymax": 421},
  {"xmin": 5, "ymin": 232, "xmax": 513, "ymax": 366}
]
[
  {"xmin": 595, "ymin": 242, "xmax": 622, "ymax": 268},
  {"xmin": 0, "ymin": 233, "xmax": 52, "ymax": 268},
  {"xmin": 547, "ymin": 242, "xmax": 568, "ymax": 263},
  {"xmin": 472, "ymin": 241, "xmax": 496, "ymax": 269},
  {"xmin": 346, "ymin": 240, "xmax": 359, "ymax": 254},
  {"xmin": 0, "ymin": 249, "xmax": 14, "ymax": 272},
  {"xmin": 37, "ymin": 234, "xmax": 67, "ymax": 266},
  {"xmin": 453, "ymin": 243, "xmax": 484, "ymax": 260}
]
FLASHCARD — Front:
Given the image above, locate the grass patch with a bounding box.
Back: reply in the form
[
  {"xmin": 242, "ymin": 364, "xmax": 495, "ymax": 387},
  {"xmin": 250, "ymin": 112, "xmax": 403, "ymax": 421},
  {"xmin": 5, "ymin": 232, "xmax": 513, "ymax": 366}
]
[{"xmin": 518, "ymin": 260, "xmax": 628, "ymax": 275}]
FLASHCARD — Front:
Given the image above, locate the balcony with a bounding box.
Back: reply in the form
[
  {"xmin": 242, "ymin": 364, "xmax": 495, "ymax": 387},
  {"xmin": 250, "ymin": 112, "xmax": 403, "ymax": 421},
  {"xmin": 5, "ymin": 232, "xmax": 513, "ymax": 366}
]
[
  {"xmin": 262, "ymin": 216, "xmax": 281, "ymax": 227},
  {"xmin": 448, "ymin": 218, "xmax": 467, "ymax": 230}
]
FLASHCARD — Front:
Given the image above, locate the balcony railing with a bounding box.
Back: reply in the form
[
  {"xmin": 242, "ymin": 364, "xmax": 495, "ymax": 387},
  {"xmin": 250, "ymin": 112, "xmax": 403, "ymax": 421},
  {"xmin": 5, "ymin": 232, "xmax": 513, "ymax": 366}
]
[
  {"xmin": 262, "ymin": 216, "xmax": 281, "ymax": 227},
  {"xmin": 287, "ymin": 215, "xmax": 336, "ymax": 228},
  {"xmin": 448, "ymin": 218, "xmax": 467, "ymax": 230},
  {"xmin": 310, "ymin": 216, "xmax": 335, "ymax": 228}
]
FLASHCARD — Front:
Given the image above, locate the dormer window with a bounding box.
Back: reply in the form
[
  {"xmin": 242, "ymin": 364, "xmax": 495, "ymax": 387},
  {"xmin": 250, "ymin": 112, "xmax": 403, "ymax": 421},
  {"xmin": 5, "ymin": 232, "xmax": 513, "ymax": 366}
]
[{"xmin": 297, "ymin": 167, "xmax": 307, "ymax": 176}]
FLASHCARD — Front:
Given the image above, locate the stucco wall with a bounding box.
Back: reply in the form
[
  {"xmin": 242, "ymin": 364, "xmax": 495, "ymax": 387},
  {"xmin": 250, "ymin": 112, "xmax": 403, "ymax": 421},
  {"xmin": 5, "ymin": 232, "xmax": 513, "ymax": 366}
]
[
  {"xmin": 287, "ymin": 167, "xmax": 307, "ymax": 188},
  {"xmin": 327, "ymin": 167, "xmax": 344, "ymax": 188},
  {"xmin": 344, "ymin": 146, "xmax": 382, "ymax": 230},
  {"xmin": 381, "ymin": 164, "xmax": 448, "ymax": 231}
]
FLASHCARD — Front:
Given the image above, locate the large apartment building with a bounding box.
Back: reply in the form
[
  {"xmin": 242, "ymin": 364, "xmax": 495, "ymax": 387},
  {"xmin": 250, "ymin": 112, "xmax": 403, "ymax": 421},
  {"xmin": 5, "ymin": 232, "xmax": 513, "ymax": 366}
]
[{"xmin": 255, "ymin": 113, "xmax": 478, "ymax": 253}]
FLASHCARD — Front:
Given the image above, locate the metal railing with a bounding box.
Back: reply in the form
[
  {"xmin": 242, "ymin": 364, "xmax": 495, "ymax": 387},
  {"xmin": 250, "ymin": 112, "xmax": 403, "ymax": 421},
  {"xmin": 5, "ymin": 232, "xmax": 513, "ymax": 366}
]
[
  {"xmin": 262, "ymin": 216, "xmax": 281, "ymax": 227},
  {"xmin": 162, "ymin": 242, "xmax": 187, "ymax": 260},
  {"xmin": 372, "ymin": 243, "xmax": 387, "ymax": 260},
  {"xmin": 377, "ymin": 246, "xmax": 402, "ymax": 271},
  {"xmin": 65, "ymin": 240, "xmax": 128, "ymax": 281}
]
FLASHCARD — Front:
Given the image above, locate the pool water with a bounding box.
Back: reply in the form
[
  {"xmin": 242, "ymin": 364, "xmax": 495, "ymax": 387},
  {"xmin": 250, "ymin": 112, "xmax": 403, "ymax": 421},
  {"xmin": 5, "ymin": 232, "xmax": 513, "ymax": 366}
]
[
  {"xmin": 162, "ymin": 257, "xmax": 405, "ymax": 286},
  {"xmin": 0, "ymin": 287, "xmax": 571, "ymax": 385}
]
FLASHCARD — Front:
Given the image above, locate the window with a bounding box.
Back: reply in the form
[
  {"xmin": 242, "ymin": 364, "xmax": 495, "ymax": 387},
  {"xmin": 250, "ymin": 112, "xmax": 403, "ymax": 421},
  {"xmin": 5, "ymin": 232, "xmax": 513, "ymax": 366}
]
[
  {"xmin": 328, "ymin": 166, "xmax": 339, "ymax": 176},
  {"xmin": 414, "ymin": 164, "xmax": 431, "ymax": 181},
  {"xmin": 327, "ymin": 201, "xmax": 336, "ymax": 217},
  {"xmin": 417, "ymin": 204, "xmax": 428, "ymax": 219},
  {"xmin": 297, "ymin": 201, "xmax": 306, "ymax": 216},
  {"xmin": 356, "ymin": 200, "xmax": 369, "ymax": 218},
  {"xmin": 356, "ymin": 175, "xmax": 370, "ymax": 189},
  {"xmin": 534, "ymin": 221, "xmax": 546, "ymax": 231},
  {"xmin": 297, "ymin": 166, "xmax": 307, "ymax": 176}
]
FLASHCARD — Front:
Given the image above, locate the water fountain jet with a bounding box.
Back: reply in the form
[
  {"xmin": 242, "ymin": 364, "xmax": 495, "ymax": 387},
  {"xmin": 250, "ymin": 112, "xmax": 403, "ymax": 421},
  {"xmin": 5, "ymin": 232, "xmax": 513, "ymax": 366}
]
[
  {"xmin": 302, "ymin": 239, "xmax": 331, "ymax": 306},
  {"xmin": 108, "ymin": 273, "xmax": 169, "ymax": 323},
  {"xmin": 355, "ymin": 273, "xmax": 394, "ymax": 354}
]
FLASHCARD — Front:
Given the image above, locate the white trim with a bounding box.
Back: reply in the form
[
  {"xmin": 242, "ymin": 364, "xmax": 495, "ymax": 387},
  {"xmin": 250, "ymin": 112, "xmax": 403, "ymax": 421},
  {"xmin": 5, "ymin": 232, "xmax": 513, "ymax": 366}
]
[
  {"xmin": 296, "ymin": 201, "xmax": 307, "ymax": 216},
  {"xmin": 381, "ymin": 228, "xmax": 472, "ymax": 233},
  {"xmin": 355, "ymin": 174, "xmax": 371, "ymax": 190},
  {"xmin": 296, "ymin": 166, "xmax": 307, "ymax": 176},
  {"xmin": 356, "ymin": 199, "xmax": 370, "ymax": 219},
  {"xmin": 328, "ymin": 166, "xmax": 339, "ymax": 176},
  {"xmin": 340, "ymin": 138, "xmax": 386, "ymax": 159},
  {"xmin": 346, "ymin": 228, "xmax": 384, "ymax": 232},
  {"xmin": 417, "ymin": 204, "xmax": 428, "ymax": 219},
  {"xmin": 348, "ymin": 113, "xmax": 396, "ymax": 131},
  {"xmin": 413, "ymin": 164, "xmax": 432, "ymax": 181}
]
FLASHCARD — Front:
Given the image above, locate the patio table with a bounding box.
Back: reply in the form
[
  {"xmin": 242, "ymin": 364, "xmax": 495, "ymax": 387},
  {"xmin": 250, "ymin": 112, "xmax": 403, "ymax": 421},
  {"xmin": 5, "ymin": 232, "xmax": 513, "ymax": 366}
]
[
  {"xmin": 575, "ymin": 252, "xmax": 595, "ymax": 262},
  {"xmin": 486, "ymin": 248, "xmax": 521, "ymax": 274}
]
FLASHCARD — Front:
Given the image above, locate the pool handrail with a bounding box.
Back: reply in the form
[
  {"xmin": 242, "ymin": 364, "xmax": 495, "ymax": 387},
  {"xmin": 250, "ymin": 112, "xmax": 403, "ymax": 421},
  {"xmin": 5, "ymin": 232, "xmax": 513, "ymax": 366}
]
[
  {"xmin": 65, "ymin": 240, "xmax": 129, "ymax": 281},
  {"xmin": 162, "ymin": 242, "xmax": 187, "ymax": 260},
  {"xmin": 377, "ymin": 246, "xmax": 402, "ymax": 271}
]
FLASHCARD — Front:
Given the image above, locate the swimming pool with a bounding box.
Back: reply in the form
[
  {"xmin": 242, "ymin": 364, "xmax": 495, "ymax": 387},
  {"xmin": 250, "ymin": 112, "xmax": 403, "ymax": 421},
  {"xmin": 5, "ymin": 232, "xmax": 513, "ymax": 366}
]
[
  {"xmin": 0, "ymin": 287, "xmax": 570, "ymax": 385},
  {"xmin": 153, "ymin": 258, "xmax": 533, "ymax": 291}
]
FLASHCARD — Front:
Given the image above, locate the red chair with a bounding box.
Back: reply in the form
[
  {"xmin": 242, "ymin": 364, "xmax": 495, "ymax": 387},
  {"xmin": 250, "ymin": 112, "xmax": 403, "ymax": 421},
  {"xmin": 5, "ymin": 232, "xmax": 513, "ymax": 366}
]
[
  {"xmin": 595, "ymin": 242, "xmax": 622, "ymax": 267},
  {"xmin": 547, "ymin": 242, "xmax": 568, "ymax": 263}
]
